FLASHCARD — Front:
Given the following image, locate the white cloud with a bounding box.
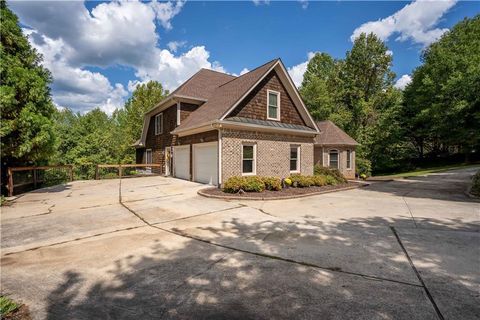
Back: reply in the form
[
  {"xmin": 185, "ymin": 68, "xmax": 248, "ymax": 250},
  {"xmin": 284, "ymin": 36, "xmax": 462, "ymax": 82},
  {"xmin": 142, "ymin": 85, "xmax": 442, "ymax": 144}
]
[
  {"xmin": 12, "ymin": 1, "xmax": 226, "ymax": 113},
  {"xmin": 151, "ymin": 0, "xmax": 185, "ymax": 30},
  {"xmin": 287, "ymin": 52, "xmax": 316, "ymax": 88},
  {"xmin": 240, "ymin": 68, "xmax": 250, "ymax": 76},
  {"xmin": 351, "ymin": 0, "xmax": 457, "ymax": 46},
  {"xmin": 298, "ymin": 0, "xmax": 309, "ymax": 9},
  {"xmin": 394, "ymin": 74, "xmax": 412, "ymax": 90},
  {"xmin": 252, "ymin": 0, "xmax": 270, "ymax": 6},
  {"xmin": 167, "ymin": 40, "xmax": 187, "ymax": 53},
  {"xmin": 26, "ymin": 30, "xmax": 128, "ymax": 113},
  {"xmin": 135, "ymin": 46, "xmax": 225, "ymax": 91}
]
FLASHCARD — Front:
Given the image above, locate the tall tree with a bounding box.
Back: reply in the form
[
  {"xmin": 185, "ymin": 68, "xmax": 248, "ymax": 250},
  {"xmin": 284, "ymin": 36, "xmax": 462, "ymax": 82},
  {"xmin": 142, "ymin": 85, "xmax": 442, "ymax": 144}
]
[
  {"xmin": 114, "ymin": 81, "xmax": 168, "ymax": 162},
  {"xmin": 341, "ymin": 33, "xmax": 395, "ymax": 135},
  {"xmin": 0, "ymin": 1, "xmax": 56, "ymax": 175},
  {"xmin": 403, "ymin": 15, "xmax": 480, "ymax": 159}
]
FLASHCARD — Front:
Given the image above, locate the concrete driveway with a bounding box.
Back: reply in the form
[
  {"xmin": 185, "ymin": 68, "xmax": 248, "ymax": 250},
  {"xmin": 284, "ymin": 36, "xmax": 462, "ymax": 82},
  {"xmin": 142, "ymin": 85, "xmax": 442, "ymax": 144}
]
[{"xmin": 1, "ymin": 167, "xmax": 479, "ymax": 319}]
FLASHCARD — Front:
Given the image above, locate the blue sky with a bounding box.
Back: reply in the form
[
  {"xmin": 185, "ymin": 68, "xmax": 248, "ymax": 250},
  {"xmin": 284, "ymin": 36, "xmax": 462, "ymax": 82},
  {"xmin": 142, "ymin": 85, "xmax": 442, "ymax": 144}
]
[{"xmin": 10, "ymin": 0, "xmax": 480, "ymax": 113}]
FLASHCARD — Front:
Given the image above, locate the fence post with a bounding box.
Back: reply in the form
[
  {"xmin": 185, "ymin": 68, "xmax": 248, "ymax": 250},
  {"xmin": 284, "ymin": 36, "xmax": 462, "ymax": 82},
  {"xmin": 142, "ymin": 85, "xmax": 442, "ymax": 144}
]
[
  {"xmin": 7, "ymin": 168, "xmax": 13, "ymax": 197},
  {"xmin": 119, "ymin": 165, "xmax": 123, "ymax": 179},
  {"xmin": 69, "ymin": 165, "xmax": 74, "ymax": 181},
  {"xmin": 95, "ymin": 165, "xmax": 99, "ymax": 180}
]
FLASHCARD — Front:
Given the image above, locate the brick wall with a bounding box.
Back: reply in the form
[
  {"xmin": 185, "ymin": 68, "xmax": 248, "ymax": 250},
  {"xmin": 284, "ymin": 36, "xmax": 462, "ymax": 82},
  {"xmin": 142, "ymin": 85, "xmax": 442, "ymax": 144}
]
[
  {"xmin": 314, "ymin": 146, "xmax": 356, "ymax": 179},
  {"xmin": 221, "ymin": 129, "xmax": 314, "ymax": 183},
  {"xmin": 229, "ymin": 70, "xmax": 309, "ymax": 127}
]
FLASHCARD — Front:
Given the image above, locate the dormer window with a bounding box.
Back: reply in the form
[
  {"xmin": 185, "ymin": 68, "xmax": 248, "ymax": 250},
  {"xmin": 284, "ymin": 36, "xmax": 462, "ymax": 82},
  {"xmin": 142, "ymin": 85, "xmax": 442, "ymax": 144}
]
[
  {"xmin": 155, "ymin": 113, "xmax": 163, "ymax": 135},
  {"xmin": 267, "ymin": 90, "xmax": 280, "ymax": 121}
]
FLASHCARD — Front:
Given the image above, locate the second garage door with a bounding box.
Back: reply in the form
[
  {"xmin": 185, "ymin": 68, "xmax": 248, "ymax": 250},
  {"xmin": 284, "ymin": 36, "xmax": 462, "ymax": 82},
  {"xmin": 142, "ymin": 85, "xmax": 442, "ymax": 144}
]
[
  {"xmin": 193, "ymin": 142, "xmax": 218, "ymax": 185},
  {"xmin": 173, "ymin": 145, "xmax": 190, "ymax": 180}
]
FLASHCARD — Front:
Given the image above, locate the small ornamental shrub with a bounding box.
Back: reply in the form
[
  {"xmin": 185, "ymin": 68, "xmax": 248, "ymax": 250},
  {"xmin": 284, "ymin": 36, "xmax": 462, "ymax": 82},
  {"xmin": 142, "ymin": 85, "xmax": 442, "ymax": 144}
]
[
  {"xmin": 223, "ymin": 176, "xmax": 245, "ymax": 193},
  {"xmin": 314, "ymin": 164, "xmax": 347, "ymax": 183},
  {"xmin": 289, "ymin": 174, "xmax": 314, "ymax": 187},
  {"xmin": 312, "ymin": 175, "xmax": 327, "ymax": 186},
  {"xmin": 284, "ymin": 178, "xmax": 292, "ymax": 186},
  {"xmin": 223, "ymin": 176, "xmax": 265, "ymax": 193},
  {"xmin": 325, "ymin": 175, "xmax": 337, "ymax": 185},
  {"xmin": 262, "ymin": 177, "xmax": 282, "ymax": 191},
  {"xmin": 356, "ymin": 157, "xmax": 372, "ymax": 178}
]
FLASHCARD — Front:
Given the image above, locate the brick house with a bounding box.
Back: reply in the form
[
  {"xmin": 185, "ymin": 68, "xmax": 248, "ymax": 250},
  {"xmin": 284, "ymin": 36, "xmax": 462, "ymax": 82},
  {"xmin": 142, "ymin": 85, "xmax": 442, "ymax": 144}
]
[
  {"xmin": 135, "ymin": 58, "xmax": 356, "ymax": 185},
  {"xmin": 314, "ymin": 120, "xmax": 359, "ymax": 179}
]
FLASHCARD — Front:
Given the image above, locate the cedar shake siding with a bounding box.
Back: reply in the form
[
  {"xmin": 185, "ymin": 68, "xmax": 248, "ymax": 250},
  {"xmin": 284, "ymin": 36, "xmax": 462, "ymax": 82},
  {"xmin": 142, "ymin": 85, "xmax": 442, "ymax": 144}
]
[
  {"xmin": 179, "ymin": 102, "xmax": 200, "ymax": 123},
  {"xmin": 228, "ymin": 70, "xmax": 308, "ymax": 127},
  {"xmin": 177, "ymin": 130, "xmax": 218, "ymax": 146},
  {"xmin": 144, "ymin": 104, "xmax": 178, "ymax": 174}
]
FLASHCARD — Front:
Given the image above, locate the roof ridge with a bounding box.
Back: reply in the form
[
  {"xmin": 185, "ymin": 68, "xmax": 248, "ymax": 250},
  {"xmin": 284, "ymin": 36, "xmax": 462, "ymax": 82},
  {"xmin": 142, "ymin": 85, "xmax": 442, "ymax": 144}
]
[
  {"xmin": 199, "ymin": 68, "xmax": 236, "ymax": 78},
  {"xmin": 218, "ymin": 58, "xmax": 280, "ymax": 88}
]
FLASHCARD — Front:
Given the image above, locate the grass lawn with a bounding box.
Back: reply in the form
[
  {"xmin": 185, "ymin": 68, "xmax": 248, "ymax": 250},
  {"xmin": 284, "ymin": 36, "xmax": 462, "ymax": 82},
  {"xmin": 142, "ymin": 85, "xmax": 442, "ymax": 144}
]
[{"xmin": 372, "ymin": 163, "xmax": 480, "ymax": 179}]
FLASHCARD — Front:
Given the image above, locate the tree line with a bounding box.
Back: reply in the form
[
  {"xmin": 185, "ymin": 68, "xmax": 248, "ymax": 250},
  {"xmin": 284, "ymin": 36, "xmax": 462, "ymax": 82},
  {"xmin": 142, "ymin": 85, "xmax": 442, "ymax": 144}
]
[
  {"xmin": 1, "ymin": 0, "xmax": 478, "ymax": 192},
  {"xmin": 301, "ymin": 15, "xmax": 479, "ymax": 174}
]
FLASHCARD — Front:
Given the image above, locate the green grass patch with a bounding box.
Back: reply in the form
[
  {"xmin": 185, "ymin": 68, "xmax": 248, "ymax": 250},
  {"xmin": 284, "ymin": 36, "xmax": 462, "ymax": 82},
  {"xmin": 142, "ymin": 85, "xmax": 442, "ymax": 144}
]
[
  {"xmin": 0, "ymin": 296, "xmax": 19, "ymax": 317},
  {"xmin": 373, "ymin": 163, "xmax": 480, "ymax": 179}
]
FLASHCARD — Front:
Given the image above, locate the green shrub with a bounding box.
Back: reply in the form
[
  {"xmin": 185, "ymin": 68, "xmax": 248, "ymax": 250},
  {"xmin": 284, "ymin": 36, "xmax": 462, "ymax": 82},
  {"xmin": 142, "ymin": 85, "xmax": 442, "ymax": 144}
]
[
  {"xmin": 289, "ymin": 174, "xmax": 314, "ymax": 187},
  {"xmin": 223, "ymin": 176, "xmax": 265, "ymax": 193},
  {"xmin": 312, "ymin": 175, "xmax": 327, "ymax": 186},
  {"xmin": 356, "ymin": 157, "xmax": 372, "ymax": 178},
  {"xmin": 314, "ymin": 165, "xmax": 347, "ymax": 183},
  {"xmin": 0, "ymin": 296, "xmax": 19, "ymax": 316},
  {"xmin": 284, "ymin": 178, "xmax": 292, "ymax": 186},
  {"xmin": 325, "ymin": 175, "xmax": 337, "ymax": 185},
  {"xmin": 262, "ymin": 177, "xmax": 282, "ymax": 191},
  {"xmin": 471, "ymin": 170, "xmax": 480, "ymax": 196}
]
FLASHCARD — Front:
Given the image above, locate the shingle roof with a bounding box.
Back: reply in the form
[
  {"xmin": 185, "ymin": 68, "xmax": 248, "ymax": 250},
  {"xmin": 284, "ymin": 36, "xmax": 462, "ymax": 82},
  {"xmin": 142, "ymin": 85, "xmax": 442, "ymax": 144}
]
[
  {"xmin": 314, "ymin": 120, "xmax": 359, "ymax": 146},
  {"xmin": 174, "ymin": 59, "xmax": 279, "ymax": 132},
  {"xmin": 225, "ymin": 117, "xmax": 316, "ymax": 132},
  {"xmin": 172, "ymin": 68, "xmax": 236, "ymax": 100}
]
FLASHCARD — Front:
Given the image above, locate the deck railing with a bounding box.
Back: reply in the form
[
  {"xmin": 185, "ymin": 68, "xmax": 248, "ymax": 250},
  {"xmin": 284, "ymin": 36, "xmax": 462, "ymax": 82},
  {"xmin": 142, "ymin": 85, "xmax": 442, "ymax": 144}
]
[
  {"xmin": 7, "ymin": 165, "xmax": 74, "ymax": 197},
  {"xmin": 95, "ymin": 164, "xmax": 163, "ymax": 180}
]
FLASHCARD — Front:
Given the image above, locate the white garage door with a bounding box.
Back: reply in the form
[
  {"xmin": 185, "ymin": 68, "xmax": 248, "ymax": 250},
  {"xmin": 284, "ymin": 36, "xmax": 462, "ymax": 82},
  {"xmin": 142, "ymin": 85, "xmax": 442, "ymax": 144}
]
[
  {"xmin": 193, "ymin": 142, "xmax": 218, "ymax": 185},
  {"xmin": 173, "ymin": 145, "xmax": 190, "ymax": 180}
]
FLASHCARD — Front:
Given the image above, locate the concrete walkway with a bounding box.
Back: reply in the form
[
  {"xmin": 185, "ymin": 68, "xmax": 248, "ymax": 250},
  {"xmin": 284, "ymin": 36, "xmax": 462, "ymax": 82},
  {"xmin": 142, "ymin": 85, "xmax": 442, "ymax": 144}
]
[{"xmin": 1, "ymin": 167, "xmax": 479, "ymax": 319}]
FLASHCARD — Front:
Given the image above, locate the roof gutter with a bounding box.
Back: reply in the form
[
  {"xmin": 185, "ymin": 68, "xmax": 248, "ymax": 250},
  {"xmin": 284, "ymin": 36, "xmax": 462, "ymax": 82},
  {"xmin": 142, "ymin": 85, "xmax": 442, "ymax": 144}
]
[{"xmin": 173, "ymin": 120, "xmax": 318, "ymax": 137}]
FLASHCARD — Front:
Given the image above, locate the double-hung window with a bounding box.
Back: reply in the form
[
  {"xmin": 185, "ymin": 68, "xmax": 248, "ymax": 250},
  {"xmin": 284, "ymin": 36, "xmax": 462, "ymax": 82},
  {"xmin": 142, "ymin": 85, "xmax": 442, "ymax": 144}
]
[
  {"xmin": 242, "ymin": 144, "xmax": 256, "ymax": 175},
  {"xmin": 267, "ymin": 90, "xmax": 280, "ymax": 120},
  {"xmin": 155, "ymin": 113, "xmax": 163, "ymax": 135},
  {"xmin": 290, "ymin": 145, "xmax": 300, "ymax": 172},
  {"xmin": 346, "ymin": 150, "xmax": 352, "ymax": 169},
  {"xmin": 329, "ymin": 150, "xmax": 339, "ymax": 169}
]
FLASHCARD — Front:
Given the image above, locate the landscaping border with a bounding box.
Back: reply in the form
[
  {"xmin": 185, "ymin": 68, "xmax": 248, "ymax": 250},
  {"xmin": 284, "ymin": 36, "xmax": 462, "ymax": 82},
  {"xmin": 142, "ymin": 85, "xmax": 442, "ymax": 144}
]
[{"xmin": 198, "ymin": 182, "xmax": 368, "ymax": 201}]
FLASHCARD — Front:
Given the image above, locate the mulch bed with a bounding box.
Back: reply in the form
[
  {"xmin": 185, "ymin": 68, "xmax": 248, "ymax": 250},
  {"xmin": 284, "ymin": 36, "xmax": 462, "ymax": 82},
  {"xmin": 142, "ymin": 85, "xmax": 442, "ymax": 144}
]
[{"xmin": 199, "ymin": 181, "xmax": 365, "ymax": 200}]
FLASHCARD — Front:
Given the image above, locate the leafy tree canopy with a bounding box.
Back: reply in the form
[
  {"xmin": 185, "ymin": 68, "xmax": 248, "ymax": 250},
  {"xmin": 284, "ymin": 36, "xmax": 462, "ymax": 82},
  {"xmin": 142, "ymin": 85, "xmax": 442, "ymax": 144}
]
[{"xmin": 0, "ymin": 0, "xmax": 56, "ymax": 166}]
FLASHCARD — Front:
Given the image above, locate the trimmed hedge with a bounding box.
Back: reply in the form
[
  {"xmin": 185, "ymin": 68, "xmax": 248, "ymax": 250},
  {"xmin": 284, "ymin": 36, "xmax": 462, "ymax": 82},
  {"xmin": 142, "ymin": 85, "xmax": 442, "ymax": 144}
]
[
  {"xmin": 223, "ymin": 172, "xmax": 348, "ymax": 193},
  {"xmin": 262, "ymin": 177, "xmax": 282, "ymax": 191},
  {"xmin": 223, "ymin": 176, "xmax": 265, "ymax": 193}
]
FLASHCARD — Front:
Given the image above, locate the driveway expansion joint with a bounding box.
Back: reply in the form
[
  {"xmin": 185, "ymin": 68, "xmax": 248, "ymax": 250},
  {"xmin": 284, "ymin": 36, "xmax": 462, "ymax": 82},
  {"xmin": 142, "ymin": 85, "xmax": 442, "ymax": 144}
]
[{"xmin": 390, "ymin": 226, "xmax": 445, "ymax": 320}]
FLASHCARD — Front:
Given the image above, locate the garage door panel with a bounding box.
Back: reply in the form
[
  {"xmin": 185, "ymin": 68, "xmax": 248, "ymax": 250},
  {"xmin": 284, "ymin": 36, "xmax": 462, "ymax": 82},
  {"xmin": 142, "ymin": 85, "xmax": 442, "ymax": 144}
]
[
  {"xmin": 174, "ymin": 146, "xmax": 190, "ymax": 180},
  {"xmin": 193, "ymin": 143, "xmax": 218, "ymax": 185}
]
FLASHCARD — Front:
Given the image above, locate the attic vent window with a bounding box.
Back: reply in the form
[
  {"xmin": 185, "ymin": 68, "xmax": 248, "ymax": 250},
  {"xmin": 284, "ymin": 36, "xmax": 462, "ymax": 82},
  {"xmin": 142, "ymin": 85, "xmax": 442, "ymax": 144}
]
[{"xmin": 267, "ymin": 90, "xmax": 280, "ymax": 120}]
